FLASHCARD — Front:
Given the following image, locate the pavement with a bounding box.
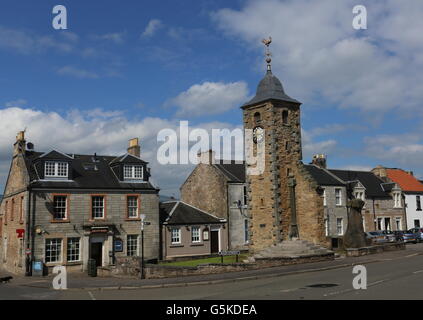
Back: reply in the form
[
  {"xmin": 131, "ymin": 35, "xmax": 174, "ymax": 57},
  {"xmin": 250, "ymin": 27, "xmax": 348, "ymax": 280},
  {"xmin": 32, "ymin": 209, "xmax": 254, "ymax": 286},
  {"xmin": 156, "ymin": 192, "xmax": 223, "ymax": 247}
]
[{"xmin": 1, "ymin": 243, "xmax": 422, "ymax": 296}]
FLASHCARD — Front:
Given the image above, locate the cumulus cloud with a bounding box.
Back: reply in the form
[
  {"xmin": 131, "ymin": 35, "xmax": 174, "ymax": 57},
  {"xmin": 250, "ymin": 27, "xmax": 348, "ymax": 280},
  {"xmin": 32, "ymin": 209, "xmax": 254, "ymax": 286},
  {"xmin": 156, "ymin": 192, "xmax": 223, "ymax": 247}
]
[
  {"xmin": 213, "ymin": 0, "xmax": 423, "ymax": 114},
  {"xmin": 168, "ymin": 81, "xmax": 250, "ymax": 117},
  {"xmin": 141, "ymin": 19, "xmax": 163, "ymax": 38},
  {"xmin": 93, "ymin": 32, "xmax": 126, "ymax": 44},
  {"xmin": 0, "ymin": 107, "xmax": 241, "ymax": 196}
]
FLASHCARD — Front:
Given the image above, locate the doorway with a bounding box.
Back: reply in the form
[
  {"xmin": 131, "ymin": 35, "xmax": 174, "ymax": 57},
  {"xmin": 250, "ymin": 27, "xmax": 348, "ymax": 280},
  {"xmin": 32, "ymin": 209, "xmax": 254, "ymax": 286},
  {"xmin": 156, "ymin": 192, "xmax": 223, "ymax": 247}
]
[
  {"xmin": 210, "ymin": 230, "xmax": 219, "ymax": 254},
  {"xmin": 91, "ymin": 243, "xmax": 103, "ymax": 267}
]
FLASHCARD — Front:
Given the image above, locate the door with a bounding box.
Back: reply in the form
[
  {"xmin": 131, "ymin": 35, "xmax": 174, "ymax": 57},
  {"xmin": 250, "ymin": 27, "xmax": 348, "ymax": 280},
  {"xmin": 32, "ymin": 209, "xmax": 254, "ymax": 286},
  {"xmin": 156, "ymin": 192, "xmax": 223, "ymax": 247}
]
[
  {"xmin": 210, "ymin": 230, "xmax": 219, "ymax": 254},
  {"xmin": 91, "ymin": 243, "xmax": 103, "ymax": 267}
]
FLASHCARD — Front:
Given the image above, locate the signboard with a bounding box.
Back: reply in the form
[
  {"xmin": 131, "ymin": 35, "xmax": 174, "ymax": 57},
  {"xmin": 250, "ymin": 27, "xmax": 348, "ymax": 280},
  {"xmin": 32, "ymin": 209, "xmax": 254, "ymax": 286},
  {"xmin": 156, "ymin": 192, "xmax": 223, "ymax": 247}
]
[
  {"xmin": 32, "ymin": 260, "xmax": 44, "ymax": 277},
  {"xmin": 219, "ymin": 251, "xmax": 240, "ymax": 256},
  {"xmin": 25, "ymin": 248, "xmax": 31, "ymax": 255},
  {"xmin": 114, "ymin": 239, "xmax": 123, "ymax": 252},
  {"xmin": 16, "ymin": 229, "xmax": 25, "ymax": 238}
]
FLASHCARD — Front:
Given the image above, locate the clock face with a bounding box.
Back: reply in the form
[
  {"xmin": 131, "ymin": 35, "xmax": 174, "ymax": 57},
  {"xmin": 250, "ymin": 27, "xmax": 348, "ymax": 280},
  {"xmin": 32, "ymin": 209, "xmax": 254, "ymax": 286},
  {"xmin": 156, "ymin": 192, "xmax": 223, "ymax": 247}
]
[{"xmin": 253, "ymin": 126, "xmax": 264, "ymax": 144}]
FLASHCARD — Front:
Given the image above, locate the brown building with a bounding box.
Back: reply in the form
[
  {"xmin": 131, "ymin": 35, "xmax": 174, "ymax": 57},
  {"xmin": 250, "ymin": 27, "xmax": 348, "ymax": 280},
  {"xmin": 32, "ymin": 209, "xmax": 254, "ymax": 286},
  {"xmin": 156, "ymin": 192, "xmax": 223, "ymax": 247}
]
[
  {"xmin": 159, "ymin": 201, "xmax": 227, "ymax": 260},
  {"xmin": 241, "ymin": 52, "xmax": 327, "ymax": 251}
]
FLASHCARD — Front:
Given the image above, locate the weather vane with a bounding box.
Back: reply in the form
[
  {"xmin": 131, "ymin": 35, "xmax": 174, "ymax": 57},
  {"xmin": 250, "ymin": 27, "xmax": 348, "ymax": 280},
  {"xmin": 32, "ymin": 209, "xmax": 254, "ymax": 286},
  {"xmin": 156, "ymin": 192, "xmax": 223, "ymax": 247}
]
[{"xmin": 262, "ymin": 36, "xmax": 272, "ymax": 72}]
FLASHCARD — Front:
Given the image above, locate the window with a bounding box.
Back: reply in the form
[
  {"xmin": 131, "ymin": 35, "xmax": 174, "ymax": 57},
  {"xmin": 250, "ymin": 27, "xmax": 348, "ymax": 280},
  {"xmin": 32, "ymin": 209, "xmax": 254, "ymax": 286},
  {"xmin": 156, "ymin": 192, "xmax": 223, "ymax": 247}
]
[
  {"xmin": 127, "ymin": 196, "xmax": 139, "ymax": 218},
  {"xmin": 171, "ymin": 228, "xmax": 181, "ymax": 244},
  {"xmin": 10, "ymin": 198, "xmax": 14, "ymax": 221},
  {"xmin": 393, "ymin": 192, "xmax": 402, "ymax": 208},
  {"xmin": 377, "ymin": 218, "xmax": 383, "ymax": 230},
  {"xmin": 254, "ymin": 112, "xmax": 261, "ymax": 123},
  {"xmin": 45, "ymin": 238, "xmax": 62, "ymax": 263},
  {"xmin": 417, "ymin": 196, "xmax": 422, "ymax": 211},
  {"xmin": 124, "ymin": 165, "xmax": 143, "ymax": 180},
  {"xmin": 384, "ymin": 217, "xmax": 391, "ymax": 231},
  {"xmin": 19, "ymin": 197, "xmax": 24, "ymax": 222},
  {"xmin": 244, "ymin": 219, "xmax": 249, "ymax": 243},
  {"xmin": 191, "ymin": 226, "xmax": 200, "ymax": 243},
  {"xmin": 282, "ymin": 110, "xmax": 289, "ymax": 125},
  {"xmin": 67, "ymin": 238, "xmax": 80, "ymax": 262},
  {"xmin": 354, "ymin": 191, "xmax": 365, "ymax": 201},
  {"xmin": 395, "ymin": 218, "xmax": 402, "ymax": 230},
  {"xmin": 335, "ymin": 188, "xmax": 342, "ymax": 206},
  {"xmin": 45, "ymin": 161, "xmax": 68, "ymax": 178},
  {"xmin": 4, "ymin": 201, "xmax": 7, "ymax": 225},
  {"xmin": 336, "ymin": 218, "xmax": 343, "ymax": 235},
  {"xmin": 243, "ymin": 186, "xmax": 247, "ymax": 206},
  {"xmin": 323, "ymin": 188, "xmax": 327, "ymax": 206},
  {"xmin": 53, "ymin": 196, "xmax": 67, "ymax": 220},
  {"xmin": 92, "ymin": 196, "xmax": 105, "ymax": 219},
  {"xmin": 415, "ymin": 220, "xmax": 421, "ymax": 228},
  {"xmin": 127, "ymin": 235, "xmax": 138, "ymax": 256}
]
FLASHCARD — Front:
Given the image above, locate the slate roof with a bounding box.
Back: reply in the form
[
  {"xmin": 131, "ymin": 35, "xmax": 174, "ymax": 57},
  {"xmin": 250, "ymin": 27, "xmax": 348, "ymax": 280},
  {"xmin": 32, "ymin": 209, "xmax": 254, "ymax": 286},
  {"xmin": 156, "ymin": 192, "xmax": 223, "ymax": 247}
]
[
  {"xmin": 23, "ymin": 150, "xmax": 157, "ymax": 191},
  {"xmin": 160, "ymin": 201, "xmax": 225, "ymax": 225},
  {"xmin": 386, "ymin": 169, "xmax": 423, "ymax": 193},
  {"xmin": 304, "ymin": 164, "xmax": 344, "ymax": 186},
  {"xmin": 329, "ymin": 169, "xmax": 388, "ymax": 198},
  {"xmin": 242, "ymin": 70, "xmax": 301, "ymax": 107},
  {"xmin": 213, "ymin": 160, "xmax": 245, "ymax": 183}
]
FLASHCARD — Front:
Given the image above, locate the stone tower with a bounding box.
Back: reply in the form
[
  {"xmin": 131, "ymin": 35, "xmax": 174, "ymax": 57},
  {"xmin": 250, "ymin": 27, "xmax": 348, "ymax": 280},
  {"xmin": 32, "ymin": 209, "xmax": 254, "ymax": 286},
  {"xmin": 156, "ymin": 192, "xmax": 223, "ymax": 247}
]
[{"xmin": 242, "ymin": 38, "xmax": 307, "ymax": 251}]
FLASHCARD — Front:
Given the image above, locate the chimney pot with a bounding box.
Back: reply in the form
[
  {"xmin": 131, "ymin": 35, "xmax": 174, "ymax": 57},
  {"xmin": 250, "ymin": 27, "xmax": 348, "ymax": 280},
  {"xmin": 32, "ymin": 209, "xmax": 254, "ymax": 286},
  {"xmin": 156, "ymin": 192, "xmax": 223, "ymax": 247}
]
[{"xmin": 127, "ymin": 138, "xmax": 141, "ymax": 158}]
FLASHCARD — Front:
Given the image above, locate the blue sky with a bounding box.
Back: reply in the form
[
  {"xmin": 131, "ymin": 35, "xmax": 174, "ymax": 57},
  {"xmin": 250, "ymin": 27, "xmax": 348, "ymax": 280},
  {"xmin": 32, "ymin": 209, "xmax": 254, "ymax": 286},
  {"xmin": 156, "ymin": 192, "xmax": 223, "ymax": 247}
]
[{"xmin": 1, "ymin": 0, "xmax": 423, "ymax": 196}]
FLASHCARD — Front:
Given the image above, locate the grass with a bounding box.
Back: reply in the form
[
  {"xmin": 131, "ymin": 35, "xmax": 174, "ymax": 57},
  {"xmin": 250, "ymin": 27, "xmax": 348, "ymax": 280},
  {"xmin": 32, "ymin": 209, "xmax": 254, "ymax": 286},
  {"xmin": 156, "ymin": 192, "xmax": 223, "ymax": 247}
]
[{"xmin": 160, "ymin": 254, "xmax": 249, "ymax": 267}]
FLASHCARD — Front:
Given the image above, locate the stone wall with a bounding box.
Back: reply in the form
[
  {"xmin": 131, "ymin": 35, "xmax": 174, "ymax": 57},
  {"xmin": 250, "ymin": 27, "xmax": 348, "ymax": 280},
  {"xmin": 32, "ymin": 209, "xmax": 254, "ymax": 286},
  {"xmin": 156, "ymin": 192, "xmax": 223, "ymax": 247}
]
[
  {"xmin": 181, "ymin": 164, "xmax": 228, "ymax": 219},
  {"xmin": 361, "ymin": 197, "xmax": 405, "ymax": 231}
]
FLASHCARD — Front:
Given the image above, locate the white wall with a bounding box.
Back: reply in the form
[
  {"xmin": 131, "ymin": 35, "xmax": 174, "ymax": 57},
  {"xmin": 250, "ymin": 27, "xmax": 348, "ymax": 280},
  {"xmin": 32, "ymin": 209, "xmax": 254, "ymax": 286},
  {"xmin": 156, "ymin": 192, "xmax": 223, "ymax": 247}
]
[{"xmin": 404, "ymin": 194, "xmax": 423, "ymax": 229}]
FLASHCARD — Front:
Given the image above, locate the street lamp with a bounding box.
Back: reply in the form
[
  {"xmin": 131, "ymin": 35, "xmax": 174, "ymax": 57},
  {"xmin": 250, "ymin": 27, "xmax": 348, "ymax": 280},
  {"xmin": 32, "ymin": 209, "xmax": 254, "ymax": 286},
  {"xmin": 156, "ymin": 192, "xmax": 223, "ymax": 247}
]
[{"xmin": 140, "ymin": 214, "xmax": 146, "ymax": 279}]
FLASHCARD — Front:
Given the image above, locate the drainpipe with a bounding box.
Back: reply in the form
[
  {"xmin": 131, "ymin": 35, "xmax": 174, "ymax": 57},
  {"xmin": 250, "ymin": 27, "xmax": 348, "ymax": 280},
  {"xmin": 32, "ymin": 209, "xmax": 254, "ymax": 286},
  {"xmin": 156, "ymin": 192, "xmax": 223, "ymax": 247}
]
[
  {"xmin": 25, "ymin": 187, "xmax": 31, "ymax": 276},
  {"xmin": 226, "ymin": 184, "xmax": 231, "ymax": 250},
  {"xmin": 372, "ymin": 197, "xmax": 377, "ymax": 230},
  {"xmin": 402, "ymin": 194, "xmax": 408, "ymax": 230},
  {"xmin": 30, "ymin": 191, "xmax": 36, "ymax": 275}
]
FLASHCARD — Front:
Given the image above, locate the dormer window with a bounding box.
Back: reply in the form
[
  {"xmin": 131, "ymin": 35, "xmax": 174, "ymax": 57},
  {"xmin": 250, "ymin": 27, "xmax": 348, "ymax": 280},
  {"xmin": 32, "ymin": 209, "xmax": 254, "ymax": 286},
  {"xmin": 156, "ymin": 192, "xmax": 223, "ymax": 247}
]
[
  {"xmin": 124, "ymin": 165, "xmax": 143, "ymax": 180},
  {"xmin": 45, "ymin": 161, "xmax": 68, "ymax": 178}
]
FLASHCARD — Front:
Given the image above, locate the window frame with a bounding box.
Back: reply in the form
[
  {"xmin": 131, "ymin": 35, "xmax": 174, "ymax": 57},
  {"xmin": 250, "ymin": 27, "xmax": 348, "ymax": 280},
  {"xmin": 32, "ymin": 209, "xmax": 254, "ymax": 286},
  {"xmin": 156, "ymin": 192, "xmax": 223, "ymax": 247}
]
[
  {"xmin": 123, "ymin": 165, "xmax": 143, "ymax": 180},
  {"xmin": 416, "ymin": 195, "xmax": 422, "ymax": 211},
  {"xmin": 171, "ymin": 228, "xmax": 181, "ymax": 244},
  {"xmin": 191, "ymin": 226, "xmax": 201, "ymax": 243},
  {"xmin": 52, "ymin": 194, "xmax": 69, "ymax": 221},
  {"xmin": 91, "ymin": 195, "xmax": 106, "ymax": 220},
  {"xmin": 66, "ymin": 237, "xmax": 81, "ymax": 262},
  {"xmin": 393, "ymin": 192, "xmax": 402, "ymax": 208},
  {"xmin": 44, "ymin": 161, "xmax": 69, "ymax": 178},
  {"xmin": 336, "ymin": 218, "xmax": 343, "ymax": 235},
  {"xmin": 322, "ymin": 188, "xmax": 327, "ymax": 206},
  {"xmin": 126, "ymin": 195, "xmax": 140, "ymax": 219},
  {"xmin": 335, "ymin": 188, "xmax": 342, "ymax": 206},
  {"xmin": 45, "ymin": 238, "xmax": 63, "ymax": 264},
  {"xmin": 127, "ymin": 235, "xmax": 138, "ymax": 257}
]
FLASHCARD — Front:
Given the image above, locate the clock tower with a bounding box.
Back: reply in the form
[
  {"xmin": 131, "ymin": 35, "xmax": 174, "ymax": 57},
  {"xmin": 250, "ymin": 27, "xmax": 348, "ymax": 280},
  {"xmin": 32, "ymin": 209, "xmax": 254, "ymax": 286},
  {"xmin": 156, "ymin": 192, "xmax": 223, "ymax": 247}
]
[{"xmin": 242, "ymin": 38, "xmax": 306, "ymax": 251}]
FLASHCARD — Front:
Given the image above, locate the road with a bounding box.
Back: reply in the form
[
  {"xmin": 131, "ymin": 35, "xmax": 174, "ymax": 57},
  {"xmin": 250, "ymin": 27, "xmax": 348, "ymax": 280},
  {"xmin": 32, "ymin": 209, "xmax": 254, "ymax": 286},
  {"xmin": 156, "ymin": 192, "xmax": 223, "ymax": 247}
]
[{"xmin": 1, "ymin": 244, "xmax": 423, "ymax": 300}]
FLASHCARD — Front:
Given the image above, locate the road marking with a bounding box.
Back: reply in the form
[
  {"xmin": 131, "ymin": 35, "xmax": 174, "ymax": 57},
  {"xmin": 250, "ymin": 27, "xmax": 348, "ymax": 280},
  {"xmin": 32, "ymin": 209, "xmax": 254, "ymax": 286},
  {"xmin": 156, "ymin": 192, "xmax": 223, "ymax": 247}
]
[
  {"xmin": 405, "ymin": 253, "xmax": 419, "ymax": 258},
  {"xmin": 324, "ymin": 279, "xmax": 388, "ymax": 297},
  {"xmin": 88, "ymin": 291, "xmax": 96, "ymax": 300},
  {"xmin": 413, "ymin": 270, "xmax": 423, "ymax": 274}
]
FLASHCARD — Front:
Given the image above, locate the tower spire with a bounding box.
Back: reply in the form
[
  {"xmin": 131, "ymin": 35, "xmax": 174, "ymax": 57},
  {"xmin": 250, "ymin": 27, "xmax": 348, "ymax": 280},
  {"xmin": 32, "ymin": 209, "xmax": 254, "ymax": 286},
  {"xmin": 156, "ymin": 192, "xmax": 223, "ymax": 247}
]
[{"xmin": 262, "ymin": 36, "xmax": 272, "ymax": 73}]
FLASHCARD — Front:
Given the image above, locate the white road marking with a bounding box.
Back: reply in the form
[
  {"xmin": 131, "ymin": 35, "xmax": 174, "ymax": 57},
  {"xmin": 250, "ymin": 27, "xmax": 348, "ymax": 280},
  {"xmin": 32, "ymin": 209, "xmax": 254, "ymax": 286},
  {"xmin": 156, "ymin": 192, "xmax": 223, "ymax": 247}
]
[
  {"xmin": 413, "ymin": 270, "xmax": 423, "ymax": 274},
  {"xmin": 405, "ymin": 253, "xmax": 419, "ymax": 258},
  {"xmin": 324, "ymin": 279, "xmax": 388, "ymax": 297},
  {"xmin": 88, "ymin": 291, "xmax": 96, "ymax": 300}
]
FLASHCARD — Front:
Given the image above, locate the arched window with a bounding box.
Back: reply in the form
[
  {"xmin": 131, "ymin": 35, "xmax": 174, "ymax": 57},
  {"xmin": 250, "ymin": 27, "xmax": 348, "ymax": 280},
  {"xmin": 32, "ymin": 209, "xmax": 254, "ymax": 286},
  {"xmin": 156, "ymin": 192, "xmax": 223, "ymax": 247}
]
[
  {"xmin": 282, "ymin": 110, "xmax": 289, "ymax": 125},
  {"xmin": 254, "ymin": 112, "xmax": 261, "ymax": 123}
]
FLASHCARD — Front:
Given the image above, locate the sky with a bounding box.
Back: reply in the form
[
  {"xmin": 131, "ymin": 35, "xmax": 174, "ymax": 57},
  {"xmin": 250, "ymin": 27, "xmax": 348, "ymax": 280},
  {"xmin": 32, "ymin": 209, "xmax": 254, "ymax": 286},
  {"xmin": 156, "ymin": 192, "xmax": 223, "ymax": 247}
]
[{"xmin": 0, "ymin": 0, "xmax": 423, "ymax": 197}]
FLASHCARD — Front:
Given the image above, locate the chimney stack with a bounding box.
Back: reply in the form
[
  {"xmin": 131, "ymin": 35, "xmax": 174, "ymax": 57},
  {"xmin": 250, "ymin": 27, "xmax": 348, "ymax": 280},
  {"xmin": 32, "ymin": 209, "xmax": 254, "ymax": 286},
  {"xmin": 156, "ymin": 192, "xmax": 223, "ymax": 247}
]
[
  {"xmin": 371, "ymin": 165, "xmax": 387, "ymax": 178},
  {"xmin": 127, "ymin": 138, "xmax": 141, "ymax": 158},
  {"xmin": 198, "ymin": 149, "xmax": 215, "ymax": 165},
  {"xmin": 13, "ymin": 130, "xmax": 26, "ymax": 156},
  {"xmin": 311, "ymin": 154, "xmax": 327, "ymax": 169}
]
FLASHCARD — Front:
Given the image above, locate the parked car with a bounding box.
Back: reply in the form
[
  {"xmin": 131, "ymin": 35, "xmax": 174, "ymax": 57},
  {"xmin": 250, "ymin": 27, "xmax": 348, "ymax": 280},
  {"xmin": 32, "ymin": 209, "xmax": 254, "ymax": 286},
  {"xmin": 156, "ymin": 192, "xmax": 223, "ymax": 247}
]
[
  {"xmin": 393, "ymin": 230, "xmax": 404, "ymax": 242},
  {"xmin": 408, "ymin": 228, "xmax": 423, "ymax": 243},
  {"xmin": 401, "ymin": 230, "xmax": 418, "ymax": 243},
  {"xmin": 381, "ymin": 230, "xmax": 397, "ymax": 242},
  {"xmin": 365, "ymin": 231, "xmax": 388, "ymax": 244}
]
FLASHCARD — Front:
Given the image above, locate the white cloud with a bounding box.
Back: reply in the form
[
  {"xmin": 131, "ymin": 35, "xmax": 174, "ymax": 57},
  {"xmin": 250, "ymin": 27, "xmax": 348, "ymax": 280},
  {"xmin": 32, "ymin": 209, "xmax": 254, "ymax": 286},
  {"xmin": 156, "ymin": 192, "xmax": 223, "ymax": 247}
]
[
  {"xmin": 93, "ymin": 32, "xmax": 126, "ymax": 44},
  {"xmin": 213, "ymin": 0, "xmax": 423, "ymax": 114},
  {"xmin": 0, "ymin": 107, "xmax": 241, "ymax": 197},
  {"xmin": 141, "ymin": 19, "xmax": 163, "ymax": 38},
  {"xmin": 5, "ymin": 99, "xmax": 27, "ymax": 108},
  {"xmin": 168, "ymin": 81, "xmax": 250, "ymax": 117},
  {"xmin": 57, "ymin": 66, "xmax": 99, "ymax": 79}
]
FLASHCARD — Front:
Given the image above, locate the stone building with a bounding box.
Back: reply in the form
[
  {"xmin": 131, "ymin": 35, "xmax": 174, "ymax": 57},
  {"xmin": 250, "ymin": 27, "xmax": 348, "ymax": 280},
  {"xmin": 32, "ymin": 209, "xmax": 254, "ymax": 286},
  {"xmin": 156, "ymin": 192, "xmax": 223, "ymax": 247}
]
[
  {"xmin": 159, "ymin": 201, "xmax": 227, "ymax": 260},
  {"xmin": 241, "ymin": 51, "xmax": 327, "ymax": 252},
  {"xmin": 0, "ymin": 132, "xmax": 160, "ymax": 275},
  {"xmin": 373, "ymin": 166, "xmax": 423, "ymax": 230},
  {"xmin": 180, "ymin": 151, "xmax": 249, "ymax": 250}
]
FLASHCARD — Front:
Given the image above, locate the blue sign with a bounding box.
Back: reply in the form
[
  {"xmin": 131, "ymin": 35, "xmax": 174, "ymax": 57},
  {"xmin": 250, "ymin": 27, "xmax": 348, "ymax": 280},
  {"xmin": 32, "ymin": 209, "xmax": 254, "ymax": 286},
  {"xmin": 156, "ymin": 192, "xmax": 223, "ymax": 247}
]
[
  {"xmin": 33, "ymin": 261, "xmax": 42, "ymax": 271},
  {"xmin": 114, "ymin": 239, "xmax": 123, "ymax": 252}
]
